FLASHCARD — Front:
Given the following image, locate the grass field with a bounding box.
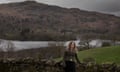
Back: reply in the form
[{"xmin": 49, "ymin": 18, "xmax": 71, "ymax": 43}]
[
  {"xmin": 78, "ymin": 46, "xmax": 120, "ymax": 64},
  {"xmin": 56, "ymin": 46, "xmax": 120, "ymax": 64}
]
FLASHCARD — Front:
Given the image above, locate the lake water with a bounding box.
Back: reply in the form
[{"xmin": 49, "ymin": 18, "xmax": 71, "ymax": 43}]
[{"xmin": 0, "ymin": 39, "xmax": 119, "ymax": 51}]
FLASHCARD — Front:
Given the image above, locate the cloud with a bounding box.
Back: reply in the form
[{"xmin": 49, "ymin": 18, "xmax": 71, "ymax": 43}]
[
  {"xmin": 0, "ymin": 0, "xmax": 9, "ymax": 3},
  {"xmin": 90, "ymin": 0, "xmax": 120, "ymax": 12}
]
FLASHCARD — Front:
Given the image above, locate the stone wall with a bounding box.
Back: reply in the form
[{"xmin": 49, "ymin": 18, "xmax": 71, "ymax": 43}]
[{"xmin": 0, "ymin": 59, "xmax": 120, "ymax": 72}]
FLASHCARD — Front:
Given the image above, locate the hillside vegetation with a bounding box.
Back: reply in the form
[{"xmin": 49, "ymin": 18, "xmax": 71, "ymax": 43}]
[
  {"xmin": 0, "ymin": 1, "xmax": 120, "ymax": 41},
  {"xmin": 78, "ymin": 46, "xmax": 120, "ymax": 64}
]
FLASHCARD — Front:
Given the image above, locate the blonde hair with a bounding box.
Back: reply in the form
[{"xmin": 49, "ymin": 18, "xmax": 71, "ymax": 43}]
[{"xmin": 66, "ymin": 41, "xmax": 78, "ymax": 53}]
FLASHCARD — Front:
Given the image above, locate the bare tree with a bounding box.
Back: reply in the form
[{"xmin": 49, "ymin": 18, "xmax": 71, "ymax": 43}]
[
  {"xmin": 47, "ymin": 42, "xmax": 65, "ymax": 58},
  {"xmin": 79, "ymin": 34, "xmax": 93, "ymax": 49},
  {"xmin": 6, "ymin": 41, "xmax": 15, "ymax": 52},
  {"xmin": 5, "ymin": 41, "xmax": 15, "ymax": 58}
]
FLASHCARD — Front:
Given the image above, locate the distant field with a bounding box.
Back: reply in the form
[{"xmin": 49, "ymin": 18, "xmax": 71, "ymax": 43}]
[{"xmin": 78, "ymin": 46, "xmax": 120, "ymax": 64}]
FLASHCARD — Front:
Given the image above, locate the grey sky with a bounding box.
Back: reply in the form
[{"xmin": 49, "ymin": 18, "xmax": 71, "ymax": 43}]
[{"xmin": 0, "ymin": 0, "xmax": 120, "ymax": 16}]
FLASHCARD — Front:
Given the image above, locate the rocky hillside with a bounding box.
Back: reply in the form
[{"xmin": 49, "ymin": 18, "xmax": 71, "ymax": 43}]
[{"xmin": 0, "ymin": 1, "xmax": 120, "ymax": 41}]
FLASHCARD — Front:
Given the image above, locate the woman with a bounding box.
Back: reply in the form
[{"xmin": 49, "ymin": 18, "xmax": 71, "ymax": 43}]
[{"xmin": 63, "ymin": 41, "xmax": 81, "ymax": 72}]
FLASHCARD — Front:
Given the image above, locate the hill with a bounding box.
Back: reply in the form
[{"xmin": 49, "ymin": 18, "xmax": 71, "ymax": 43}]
[
  {"xmin": 78, "ymin": 46, "xmax": 120, "ymax": 64},
  {"xmin": 0, "ymin": 1, "xmax": 120, "ymax": 41}
]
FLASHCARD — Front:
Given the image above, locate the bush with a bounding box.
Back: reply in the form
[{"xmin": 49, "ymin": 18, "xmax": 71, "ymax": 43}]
[{"xmin": 102, "ymin": 42, "xmax": 111, "ymax": 47}]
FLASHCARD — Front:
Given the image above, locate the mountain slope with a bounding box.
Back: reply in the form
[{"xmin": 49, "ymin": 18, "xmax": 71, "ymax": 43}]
[{"xmin": 0, "ymin": 1, "xmax": 120, "ymax": 41}]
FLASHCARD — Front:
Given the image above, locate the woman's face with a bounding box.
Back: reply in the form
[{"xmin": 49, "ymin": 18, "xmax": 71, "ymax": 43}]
[{"xmin": 70, "ymin": 42, "xmax": 75, "ymax": 49}]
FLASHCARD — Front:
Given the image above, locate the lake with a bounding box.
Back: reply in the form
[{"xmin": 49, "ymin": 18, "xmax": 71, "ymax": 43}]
[{"xmin": 0, "ymin": 39, "xmax": 119, "ymax": 51}]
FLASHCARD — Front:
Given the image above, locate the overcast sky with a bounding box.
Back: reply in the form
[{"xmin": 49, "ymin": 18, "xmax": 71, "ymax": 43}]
[{"xmin": 0, "ymin": 0, "xmax": 120, "ymax": 16}]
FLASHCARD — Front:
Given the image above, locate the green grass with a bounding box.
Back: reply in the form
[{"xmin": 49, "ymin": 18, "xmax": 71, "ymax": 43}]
[
  {"xmin": 78, "ymin": 46, "xmax": 120, "ymax": 64},
  {"xmin": 55, "ymin": 46, "xmax": 120, "ymax": 64}
]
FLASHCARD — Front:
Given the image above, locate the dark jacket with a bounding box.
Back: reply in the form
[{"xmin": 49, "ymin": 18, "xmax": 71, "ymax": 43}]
[{"xmin": 63, "ymin": 51, "xmax": 81, "ymax": 64}]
